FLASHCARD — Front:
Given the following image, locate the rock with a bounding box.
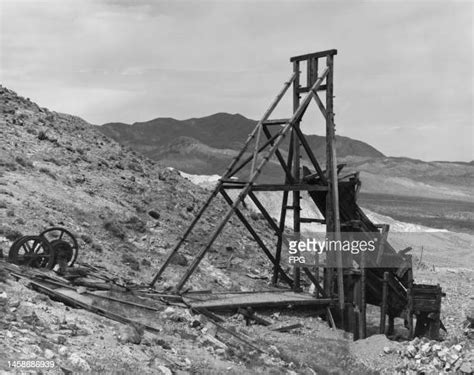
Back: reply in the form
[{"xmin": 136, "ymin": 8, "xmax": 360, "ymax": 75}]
[
  {"xmin": 420, "ymin": 342, "xmax": 431, "ymax": 354},
  {"xmin": 447, "ymin": 353, "xmax": 459, "ymax": 364},
  {"xmin": 151, "ymin": 338, "xmax": 171, "ymax": 350},
  {"xmin": 465, "ymin": 301, "xmax": 474, "ymax": 326},
  {"xmin": 0, "ymin": 269, "xmax": 8, "ymax": 283},
  {"xmin": 44, "ymin": 349, "xmax": 55, "ymax": 359},
  {"xmin": 118, "ymin": 324, "xmax": 144, "ymax": 344},
  {"xmin": 170, "ymin": 253, "xmax": 188, "ymax": 266},
  {"xmin": 0, "ymin": 291, "xmax": 8, "ymax": 312},
  {"xmin": 76, "ymin": 286, "xmax": 87, "ymax": 294},
  {"xmin": 16, "ymin": 305, "xmax": 41, "ymax": 326},
  {"xmin": 121, "ymin": 253, "xmax": 140, "ymax": 271},
  {"xmin": 383, "ymin": 346, "xmax": 392, "ymax": 354},
  {"xmin": 141, "ymin": 258, "xmax": 151, "ymax": 267},
  {"xmin": 406, "ymin": 344, "xmax": 417, "ymax": 357},
  {"xmin": 68, "ymin": 352, "xmax": 90, "ymax": 372},
  {"xmin": 148, "ymin": 210, "xmax": 160, "ymax": 220},
  {"xmin": 432, "ymin": 357, "xmax": 442, "ymax": 368},
  {"xmin": 48, "ymin": 334, "xmax": 67, "ymax": 345},
  {"xmin": 460, "ymin": 362, "xmax": 473, "ymax": 374},
  {"xmin": 157, "ymin": 365, "xmax": 172, "ymax": 375},
  {"xmin": 438, "ymin": 348, "xmax": 449, "ymax": 361},
  {"xmin": 58, "ymin": 346, "xmax": 68, "ymax": 356}
]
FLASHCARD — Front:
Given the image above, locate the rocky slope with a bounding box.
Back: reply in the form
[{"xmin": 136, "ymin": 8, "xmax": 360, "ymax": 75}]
[{"xmin": 0, "ymin": 86, "xmax": 304, "ymax": 373}]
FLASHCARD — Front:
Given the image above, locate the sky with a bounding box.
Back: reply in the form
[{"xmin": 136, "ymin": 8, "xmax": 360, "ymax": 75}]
[{"xmin": 0, "ymin": 0, "xmax": 472, "ymax": 161}]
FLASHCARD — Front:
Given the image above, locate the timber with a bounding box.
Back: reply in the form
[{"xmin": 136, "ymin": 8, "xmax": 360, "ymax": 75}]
[{"xmin": 148, "ymin": 50, "xmax": 444, "ymax": 342}]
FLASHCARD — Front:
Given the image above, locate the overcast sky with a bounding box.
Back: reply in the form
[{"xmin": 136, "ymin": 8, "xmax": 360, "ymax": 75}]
[{"xmin": 0, "ymin": 0, "xmax": 472, "ymax": 161}]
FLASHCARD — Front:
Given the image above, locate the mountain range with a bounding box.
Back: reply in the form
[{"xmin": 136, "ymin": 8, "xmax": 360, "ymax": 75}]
[
  {"xmin": 98, "ymin": 113, "xmax": 473, "ymax": 204},
  {"xmin": 99, "ymin": 113, "xmax": 384, "ymax": 180}
]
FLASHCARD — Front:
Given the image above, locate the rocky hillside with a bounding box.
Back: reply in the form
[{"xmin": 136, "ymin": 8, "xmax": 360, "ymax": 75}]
[
  {"xmin": 0, "ymin": 86, "xmax": 300, "ymax": 373},
  {"xmin": 99, "ymin": 113, "xmax": 384, "ymax": 177},
  {"xmin": 0, "ymin": 87, "xmax": 283, "ymax": 291}
]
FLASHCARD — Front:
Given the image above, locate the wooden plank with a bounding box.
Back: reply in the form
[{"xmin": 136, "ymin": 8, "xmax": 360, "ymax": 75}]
[
  {"xmin": 300, "ymin": 218, "xmax": 325, "ymax": 223},
  {"xmin": 237, "ymin": 308, "xmax": 272, "ymax": 326},
  {"xmin": 271, "ymin": 323, "xmax": 303, "ymax": 332},
  {"xmin": 222, "ymin": 184, "xmax": 328, "ymax": 191},
  {"xmin": 290, "ymin": 49, "xmax": 337, "ymax": 62},
  {"xmin": 191, "ymin": 306, "xmax": 264, "ymax": 352},
  {"xmin": 27, "ymin": 279, "xmax": 161, "ymax": 334},
  {"xmin": 191, "ymin": 307, "xmax": 226, "ymax": 323},
  {"xmin": 326, "ymin": 307, "xmax": 336, "ymax": 329},
  {"xmin": 262, "ymin": 119, "xmax": 290, "ymax": 125},
  {"xmin": 185, "ymin": 291, "xmax": 334, "ymax": 310}
]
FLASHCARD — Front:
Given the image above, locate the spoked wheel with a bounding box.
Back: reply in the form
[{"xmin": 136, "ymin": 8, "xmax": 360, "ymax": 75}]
[
  {"xmin": 8, "ymin": 235, "xmax": 56, "ymax": 269},
  {"xmin": 39, "ymin": 227, "xmax": 79, "ymax": 267}
]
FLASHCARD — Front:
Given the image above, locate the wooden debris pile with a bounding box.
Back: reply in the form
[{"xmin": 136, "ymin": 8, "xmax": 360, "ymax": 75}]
[{"xmin": 1, "ymin": 260, "xmax": 316, "ymax": 355}]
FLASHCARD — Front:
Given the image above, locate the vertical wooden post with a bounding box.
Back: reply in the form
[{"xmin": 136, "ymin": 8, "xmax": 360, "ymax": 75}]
[
  {"xmin": 360, "ymin": 250, "xmax": 367, "ymax": 339},
  {"xmin": 292, "ymin": 60, "xmax": 301, "ymax": 292},
  {"xmin": 407, "ymin": 256, "xmax": 414, "ymax": 339},
  {"xmin": 273, "ymin": 191, "xmax": 288, "ymax": 285},
  {"xmin": 325, "ymin": 54, "xmax": 344, "ymax": 312},
  {"xmin": 380, "ymin": 271, "xmax": 389, "ymax": 334},
  {"xmin": 353, "ymin": 306, "xmax": 360, "ymax": 341},
  {"xmin": 310, "ymin": 57, "xmax": 319, "ymax": 297}
]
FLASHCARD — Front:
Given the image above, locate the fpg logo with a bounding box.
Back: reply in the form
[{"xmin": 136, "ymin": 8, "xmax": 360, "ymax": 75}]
[{"xmin": 289, "ymin": 256, "xmax": 306, "ymax": 264}]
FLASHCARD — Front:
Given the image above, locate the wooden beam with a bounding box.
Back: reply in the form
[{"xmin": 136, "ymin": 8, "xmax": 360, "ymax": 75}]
[
  {"xmin": 262, "ymin": 119, "xmax": 290, "ymax": 125},
  {"xmin": 300, "ymin": 218, "xmax": 325, "ymax": 223},
  {"xmin": 380, "ymin": 271, "xmax": 389, "ymax": 334},
  {"xmin": 325, "ymin": 54, "xmax": 344, "ymax": 313},
  {"xmin": 237, "ymin": 308, "xmax": 272, "ymax": 326},
  {"xmin": 290, "ymin": 49, "xmax": 338, "ymax": 62},
  {"xmin": 221, "ymin": 184, "xmax": 328, "ymax": 191},
  {"xmin": 292, "ymin": 60, "xmax": 302, "ymax": 292}
]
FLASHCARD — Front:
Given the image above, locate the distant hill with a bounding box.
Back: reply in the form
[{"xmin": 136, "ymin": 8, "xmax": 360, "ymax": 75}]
[
  {"xmin": 98, "ymin": 113, "xmax": 473, "ymax": 203},
  {"xmin": 99, "ymin": 112, "xmax": 384, "ymax": 176}
]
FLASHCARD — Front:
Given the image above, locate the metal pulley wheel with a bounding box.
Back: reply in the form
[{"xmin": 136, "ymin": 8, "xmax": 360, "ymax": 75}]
[
  {"xmin": 39, "ymin": 227, "xmax": 79, "ymax": 267},
  {"xmin": 8, "ymin": 235, "xmax": 56, "ymax": 269}
]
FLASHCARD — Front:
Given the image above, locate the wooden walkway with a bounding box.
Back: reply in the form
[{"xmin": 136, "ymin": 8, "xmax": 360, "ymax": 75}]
[{"xmin": 183, "ymin": 290, "xmax": 335, "ymax": 311}]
